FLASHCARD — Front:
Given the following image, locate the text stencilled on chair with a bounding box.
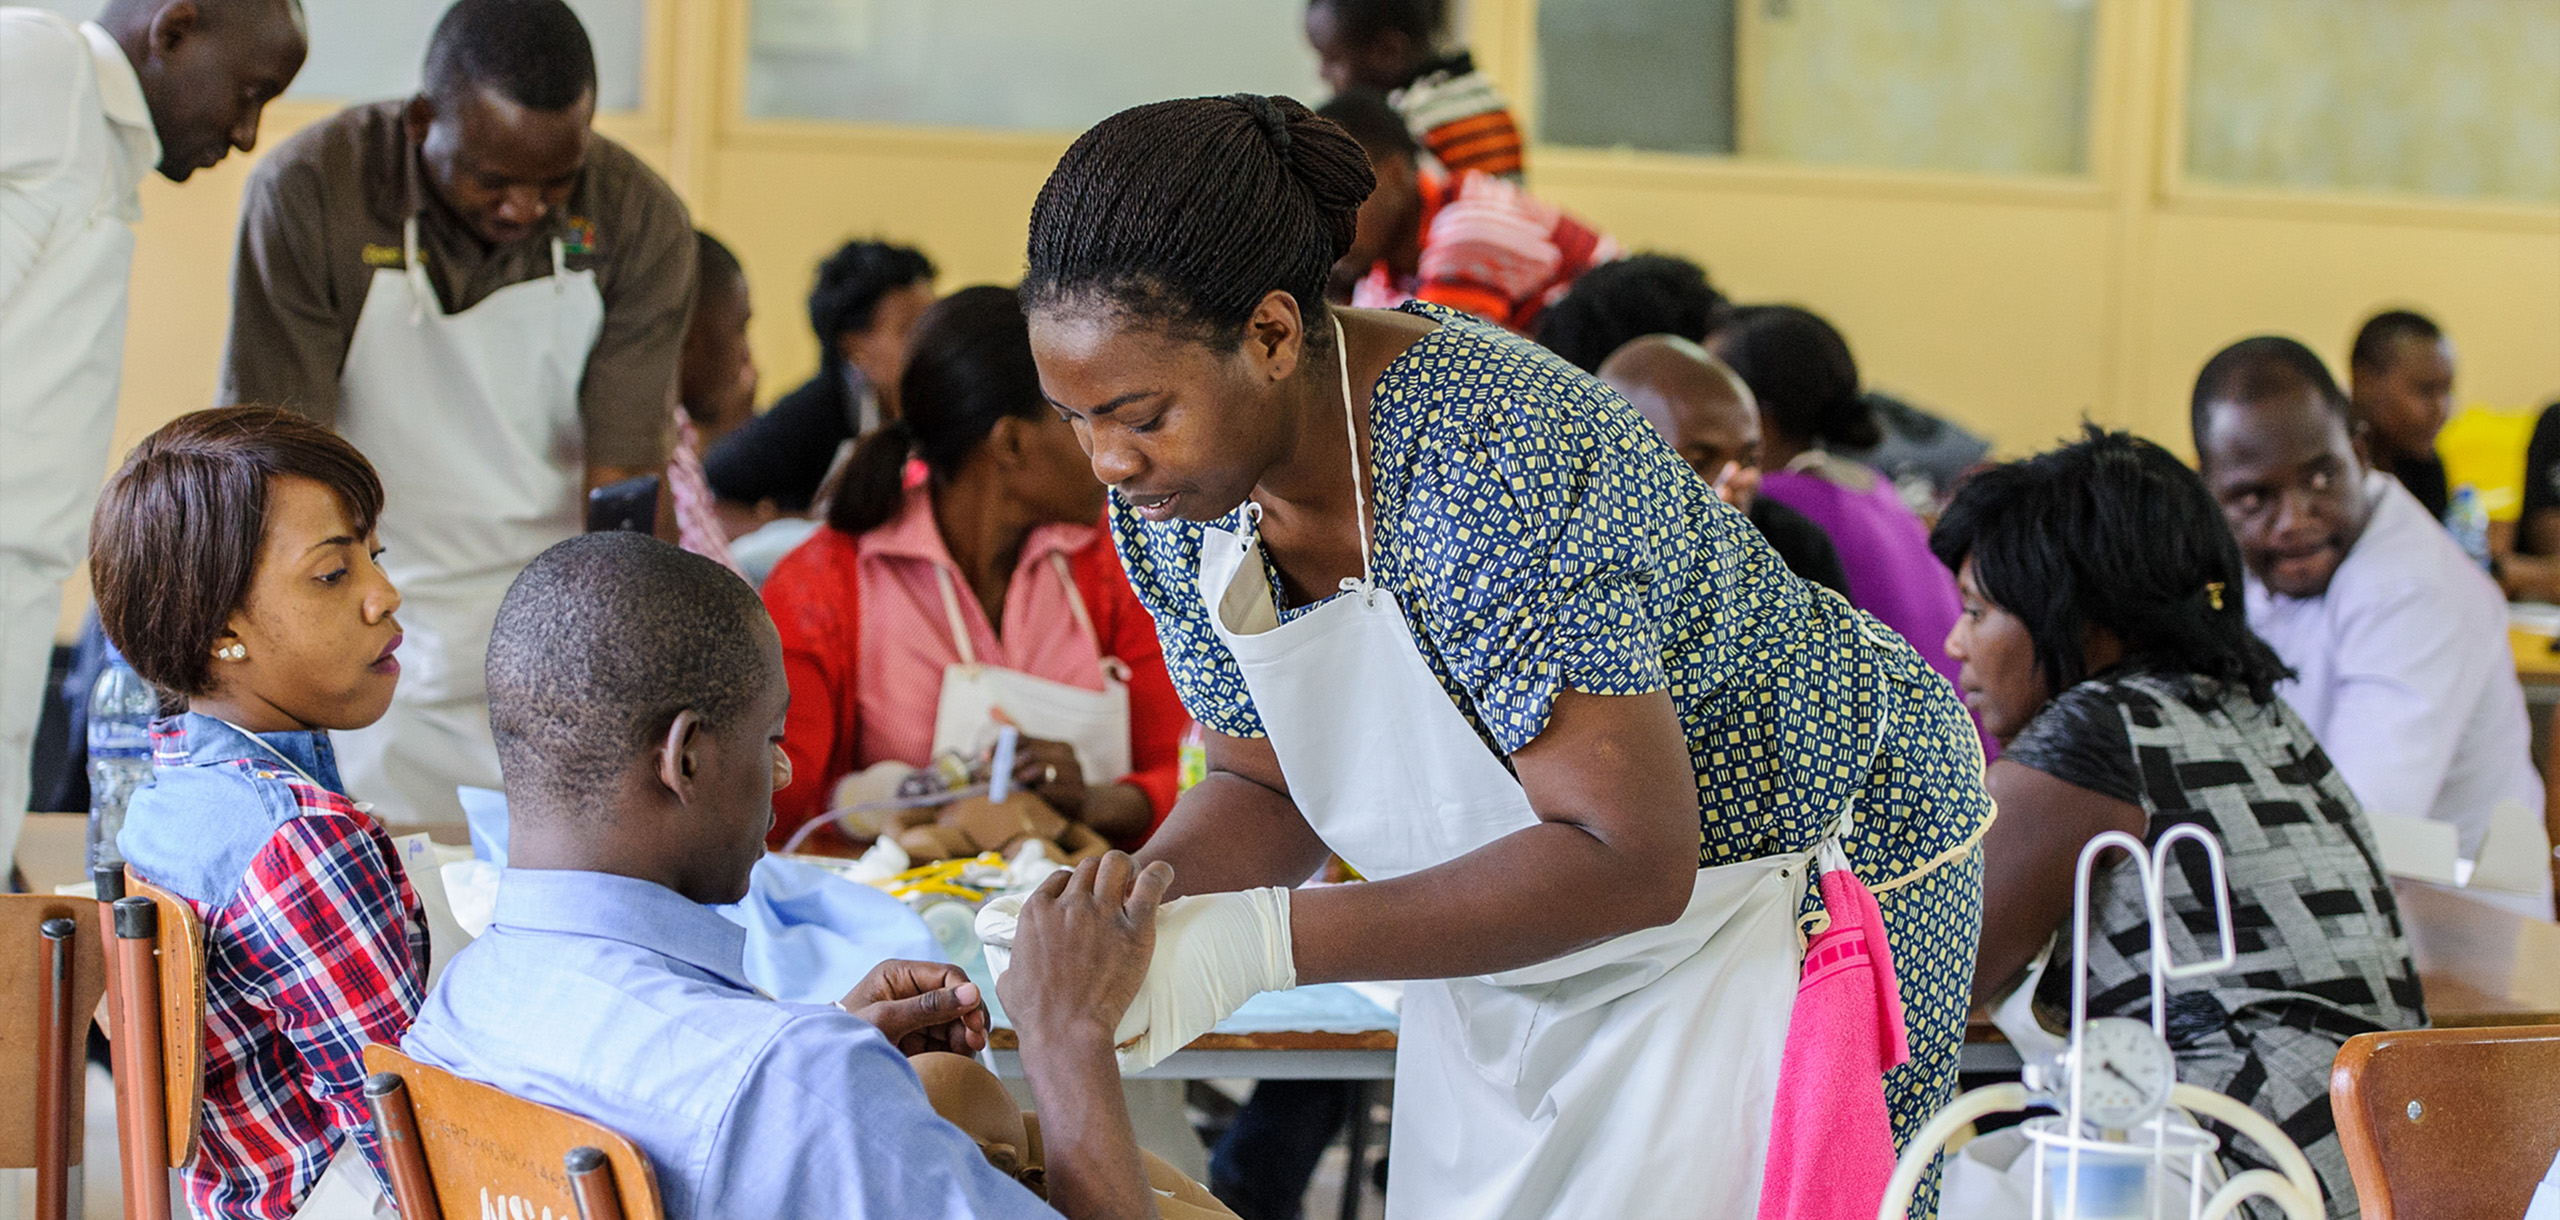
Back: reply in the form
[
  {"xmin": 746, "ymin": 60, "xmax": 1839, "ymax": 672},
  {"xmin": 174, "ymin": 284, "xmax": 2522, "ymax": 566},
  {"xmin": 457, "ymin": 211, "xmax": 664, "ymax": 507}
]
[{"xmin": 481, "ymin": 1187, "xmax": 567, "ymax": 1220}]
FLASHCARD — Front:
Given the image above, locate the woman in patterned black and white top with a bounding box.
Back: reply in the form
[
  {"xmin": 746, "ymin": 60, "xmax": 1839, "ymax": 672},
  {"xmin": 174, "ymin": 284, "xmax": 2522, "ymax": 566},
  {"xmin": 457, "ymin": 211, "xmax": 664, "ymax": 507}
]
[{"xmin": 1935, "ymin": 427, "xmax": 2422, "ymax": 1219}]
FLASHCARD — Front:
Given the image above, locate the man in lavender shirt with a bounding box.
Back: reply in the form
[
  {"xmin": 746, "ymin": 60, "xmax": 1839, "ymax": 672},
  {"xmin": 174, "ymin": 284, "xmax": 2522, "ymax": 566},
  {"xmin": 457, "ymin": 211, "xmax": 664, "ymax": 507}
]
[
  {"xmin": 2192, "ymin": 336, "xmax": 2551, "ymax": 918},
  {"xmin": 1709, "ymin": 305, "xmax": 1966, "ymax": 686}
]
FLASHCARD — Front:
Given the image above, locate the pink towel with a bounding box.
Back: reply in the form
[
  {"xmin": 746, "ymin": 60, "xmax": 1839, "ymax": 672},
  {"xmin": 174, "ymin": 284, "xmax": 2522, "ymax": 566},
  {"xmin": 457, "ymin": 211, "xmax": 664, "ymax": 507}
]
[{"xmin": 1758, "ymin": 863, "xmax": 1912, "ymax": 1220}]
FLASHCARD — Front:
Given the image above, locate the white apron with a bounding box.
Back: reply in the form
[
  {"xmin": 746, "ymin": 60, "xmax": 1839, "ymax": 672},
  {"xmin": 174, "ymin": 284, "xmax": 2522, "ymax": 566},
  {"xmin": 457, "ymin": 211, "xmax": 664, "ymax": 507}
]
[
  {"xmin": 1191, "ymin": 322, "xmax": 1808, "ymax": 1220},
  {"xmin": 330, "ymin": 218, "xmax": 604, "ymax": 831},
  {"xmin": 927, "ymin": 553, "xmax": 1133, "ymax": 785}
]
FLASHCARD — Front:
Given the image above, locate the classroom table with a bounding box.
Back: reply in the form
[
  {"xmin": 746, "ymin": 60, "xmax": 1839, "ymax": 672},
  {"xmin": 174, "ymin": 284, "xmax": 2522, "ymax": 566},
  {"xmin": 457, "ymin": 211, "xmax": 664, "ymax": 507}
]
[
  {"xmin": 977, "ymin": 982, "xmax": 1400, "ymax": 1082},
  {"xmin": 1962, "ymin": 876, "xmax": 2560, "ymax": 1073},
  {"xmin": 2505, "ymin": 621, "xmax": 2560, "ymax": 905},
  {"xmin": 2510, "ymin": 624, "xmax": 2560, "ymax": 701},
  {"xmin": 2395, "ymin": 877, "xmax": 2560, "ymax": 1027}
]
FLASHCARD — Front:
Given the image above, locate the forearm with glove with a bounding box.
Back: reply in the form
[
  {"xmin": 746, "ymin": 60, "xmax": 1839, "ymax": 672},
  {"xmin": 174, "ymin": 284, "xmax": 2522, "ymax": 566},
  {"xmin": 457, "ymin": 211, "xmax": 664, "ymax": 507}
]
[{"xmin": 979, "ymin": 886, "xmax": 1296, "ymax": 1072}]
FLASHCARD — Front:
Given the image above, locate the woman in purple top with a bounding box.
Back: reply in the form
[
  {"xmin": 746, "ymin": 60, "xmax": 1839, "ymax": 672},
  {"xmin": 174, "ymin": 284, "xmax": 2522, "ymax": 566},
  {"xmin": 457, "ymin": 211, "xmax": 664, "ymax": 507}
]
[{"xmin": 1713, "ymin": 305, "xmax": 1965, "ymax": 686}]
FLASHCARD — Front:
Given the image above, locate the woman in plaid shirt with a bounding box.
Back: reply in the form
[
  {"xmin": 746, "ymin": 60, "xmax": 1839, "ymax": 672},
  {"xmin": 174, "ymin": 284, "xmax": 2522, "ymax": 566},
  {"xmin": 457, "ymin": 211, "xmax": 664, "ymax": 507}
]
[{"xmin": 94, "ymin": 406, "xmax": 425, "ymax": 1219}]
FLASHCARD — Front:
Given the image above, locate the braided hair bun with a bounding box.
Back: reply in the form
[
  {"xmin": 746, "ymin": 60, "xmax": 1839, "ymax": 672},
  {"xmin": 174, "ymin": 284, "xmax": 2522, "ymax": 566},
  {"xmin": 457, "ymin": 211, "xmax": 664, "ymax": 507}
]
[{"xmin": 1024, "ymin": 94, "xmax": 1375, "ymax": 346}]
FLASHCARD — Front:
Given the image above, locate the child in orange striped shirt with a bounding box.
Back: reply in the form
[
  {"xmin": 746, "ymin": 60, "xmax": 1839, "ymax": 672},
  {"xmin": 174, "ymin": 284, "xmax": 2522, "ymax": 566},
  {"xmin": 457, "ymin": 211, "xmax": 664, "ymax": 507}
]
[{"xmin": 1304, "ymin": 0, "xmax": 1525, "ymax": 181}]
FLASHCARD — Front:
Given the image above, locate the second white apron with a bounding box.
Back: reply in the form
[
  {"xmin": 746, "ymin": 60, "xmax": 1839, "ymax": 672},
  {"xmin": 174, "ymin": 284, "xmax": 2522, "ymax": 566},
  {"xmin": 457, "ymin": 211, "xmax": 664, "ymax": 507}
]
[
  {"xmin": 330, "ymin": 219, "xmax": 604, "ymax": 830},
  {"xmin": 926, "ymin": 552, "xmax": 1132, "ymax": 785}
]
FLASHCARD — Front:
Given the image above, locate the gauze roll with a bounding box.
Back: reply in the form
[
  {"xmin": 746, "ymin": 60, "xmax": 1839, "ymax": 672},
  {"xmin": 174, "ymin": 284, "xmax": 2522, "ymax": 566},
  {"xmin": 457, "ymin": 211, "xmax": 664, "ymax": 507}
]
[{"xmin": 976, "ymin": 887, "xmax": 1296, "ymax": 1072}]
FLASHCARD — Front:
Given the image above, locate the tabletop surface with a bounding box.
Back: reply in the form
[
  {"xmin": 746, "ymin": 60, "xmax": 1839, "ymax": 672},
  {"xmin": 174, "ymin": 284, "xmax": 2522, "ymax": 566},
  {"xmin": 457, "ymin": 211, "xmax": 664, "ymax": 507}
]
[
  {"xmin": 2511, "ymin": 625, "xmax": 2560, "ymax": 684},
  {"xmin": 1973, "ymin": 878, "xmax": 2560, "ymax": 1042},
  {"xmin": 2395, "ymin": 877, "xmax": 2560, "ymax": 1026},
  {"xmin": 24, "ymin": 813, "xmax": 2549, "ymax": 1050}
]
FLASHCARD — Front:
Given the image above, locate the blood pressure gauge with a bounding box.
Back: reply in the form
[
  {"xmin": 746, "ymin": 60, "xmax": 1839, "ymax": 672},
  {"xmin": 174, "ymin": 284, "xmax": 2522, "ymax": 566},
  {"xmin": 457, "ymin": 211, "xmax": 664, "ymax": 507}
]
[{"xmin": 2066, "ymin": 1017, "xmax": 2177, "ymax": 1130}]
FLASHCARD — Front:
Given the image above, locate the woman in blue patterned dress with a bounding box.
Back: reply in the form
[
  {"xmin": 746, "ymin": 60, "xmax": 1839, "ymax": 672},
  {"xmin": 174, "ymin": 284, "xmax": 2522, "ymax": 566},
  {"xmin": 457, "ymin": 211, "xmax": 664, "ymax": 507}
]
[{"xmin": 1020, "ymin": 95, "xmax": 1990, "ymax": 1219}]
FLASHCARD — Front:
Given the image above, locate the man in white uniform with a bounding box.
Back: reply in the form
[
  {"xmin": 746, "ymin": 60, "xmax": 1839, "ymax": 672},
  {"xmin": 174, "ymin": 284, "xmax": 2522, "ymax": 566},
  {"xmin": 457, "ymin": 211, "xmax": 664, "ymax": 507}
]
[
  {"xmin": 221, "ymin": 0, "xmax": 692, "ymax": 834},
  {"xmin": 0, "ymin": 0, "xmax": 303, "ymax": 876},
  {"xmin": 2193, "ymin": 335, "xmax": 2553, "ymax": 917}
]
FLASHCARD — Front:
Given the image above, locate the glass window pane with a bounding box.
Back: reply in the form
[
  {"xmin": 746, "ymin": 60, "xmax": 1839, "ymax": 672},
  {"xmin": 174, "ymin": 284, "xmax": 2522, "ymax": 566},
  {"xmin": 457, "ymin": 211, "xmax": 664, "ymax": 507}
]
[
  {"xmin": 1538, "ymin": 0, "xmax": 1737, "ymax": 156},
  {"xmin": 11, "ymin": 0, "xmax": 647, "ymax": 111},
  {"xmin": 2186, "ymin": 0, "xmax": 2560, "ymax": 204},
  {"xmin": 746, "ymin": 0, "xmax": 1323, "ymax": 130},
  {"xmin": 1739, "ymin": 0, "xmax": 2096, "ymax": 175}
]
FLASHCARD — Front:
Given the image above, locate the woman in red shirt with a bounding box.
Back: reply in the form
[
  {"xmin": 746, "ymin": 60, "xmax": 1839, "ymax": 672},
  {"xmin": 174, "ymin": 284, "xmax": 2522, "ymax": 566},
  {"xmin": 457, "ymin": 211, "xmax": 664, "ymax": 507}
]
[{"xmin": 760, "ymin": 285, "xmax": 1186, "ymax": 852}]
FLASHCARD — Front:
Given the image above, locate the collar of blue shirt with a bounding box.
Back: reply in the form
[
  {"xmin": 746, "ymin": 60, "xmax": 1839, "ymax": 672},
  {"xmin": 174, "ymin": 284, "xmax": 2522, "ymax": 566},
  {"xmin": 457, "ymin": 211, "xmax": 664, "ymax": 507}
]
[
  {"xmin": 492, "ymin": 869, "xmax": 761, "ymax": 995},
  {"xmin": 162, "ymin": 712, "xmax": 348, "ymax": 793}
]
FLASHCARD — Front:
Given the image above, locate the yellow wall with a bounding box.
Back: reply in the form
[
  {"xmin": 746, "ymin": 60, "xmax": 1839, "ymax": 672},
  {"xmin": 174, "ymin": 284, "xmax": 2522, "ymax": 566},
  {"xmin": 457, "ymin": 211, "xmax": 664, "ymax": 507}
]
[{"xmin": 72, "ymin": 0, "xmax": 2560, "ymax": 637}]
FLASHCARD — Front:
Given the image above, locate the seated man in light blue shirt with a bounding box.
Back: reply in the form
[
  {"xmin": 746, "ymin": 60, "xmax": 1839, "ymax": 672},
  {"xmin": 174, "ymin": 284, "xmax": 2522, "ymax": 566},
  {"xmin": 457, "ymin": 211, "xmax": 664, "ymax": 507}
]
[{"xmin": 404, "ymin": 532, "xmax": 1187, "ymax": 1219}]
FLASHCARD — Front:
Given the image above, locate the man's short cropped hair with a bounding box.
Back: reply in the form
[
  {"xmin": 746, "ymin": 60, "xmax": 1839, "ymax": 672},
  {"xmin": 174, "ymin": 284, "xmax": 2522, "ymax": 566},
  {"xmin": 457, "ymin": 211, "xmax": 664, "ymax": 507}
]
[
  {"xmin": 486, "ymin": 533, "xmax": 774, "ymax": 806},
  {"xmin": 2189, "ymin": 335, "xmax": 2352, "ymax": 458},
  {"xmin": 1535, "ymin": 254, "xmax": 1729, "ymax": 374},
  {"xmin": 2349, "ymin": 309, "xmax": 2443, "ymax": 373},
  {"xmin": 1316, "ymin": 88, "xmax": 1418, "ymax": 162},
  {"xmin": 696, "ymin": 229, "xmax": 744, "ymax": 294},
  {"xmin": 1310, "ymin": 0, "xmax": 1446, "ymax": 47},
  {"xmin": 422, "ymin": 0, "xmax": 597, "ymax": 111},
  {"xmin": 90, "ymin": 406, "xmax": 385, "ymax": 705}
]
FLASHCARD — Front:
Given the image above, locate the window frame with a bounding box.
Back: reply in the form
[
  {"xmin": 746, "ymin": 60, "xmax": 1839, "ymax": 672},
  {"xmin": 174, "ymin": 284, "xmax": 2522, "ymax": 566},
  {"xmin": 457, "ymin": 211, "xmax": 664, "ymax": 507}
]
[
  {"xmin": 1505, "ymin": 0, "xmax": 2126, "ymax": 207},
  {"xmin": 2153, "ymin": 0, "xmax": 2560, "ymax": 234}
]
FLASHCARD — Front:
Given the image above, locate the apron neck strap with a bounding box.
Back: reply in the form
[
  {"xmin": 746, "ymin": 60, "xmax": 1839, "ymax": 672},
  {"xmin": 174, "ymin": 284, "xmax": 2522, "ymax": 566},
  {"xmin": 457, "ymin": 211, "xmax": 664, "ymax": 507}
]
[
  {"xmin": 931, "ymin": 565, "xmax": 980, "ymax": 668},
  {"xmin": 1333, "ymin": 315, "xmax": 1375, "ymax": 595},
  {"xmin": 1046, "ymin": 552, "xmax": 1125, "ymax": 684},
  {"xmin": 402, "ymin": 216, "xmax": 429, "ymax": 326},
  {"xmin": 936, "ymin": 553, "xmax": 1126, "ymax": 685},
  {"xmin": 550, "ymin": 235, "xmax": 568, "ymax": 292}
]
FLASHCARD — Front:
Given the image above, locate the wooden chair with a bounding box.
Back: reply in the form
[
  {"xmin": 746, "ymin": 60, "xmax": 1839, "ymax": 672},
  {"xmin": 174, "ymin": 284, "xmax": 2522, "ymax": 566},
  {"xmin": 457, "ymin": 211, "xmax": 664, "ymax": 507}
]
[
  {"xmin": 0, "ymin": 893, "xmax": 109, "ymax": 1220},
  {"xmin": 99, "ymin": 869, "xmax": 208, "ymax": 1220},
  {"xmin": 2330, "ymin": 1023, "xmax": 2560, "ymax": 1219},
  {"xmin": 360, "ymin": 1044, "xmax": 664, "ymax": 1220}
]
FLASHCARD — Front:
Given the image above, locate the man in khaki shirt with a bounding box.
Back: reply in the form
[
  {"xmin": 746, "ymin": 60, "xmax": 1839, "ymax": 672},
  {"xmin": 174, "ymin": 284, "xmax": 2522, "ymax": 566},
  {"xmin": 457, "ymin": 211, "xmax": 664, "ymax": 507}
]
[{"xmin": 220, "ymin": 0, "xmax": 694, "ymax": 832}]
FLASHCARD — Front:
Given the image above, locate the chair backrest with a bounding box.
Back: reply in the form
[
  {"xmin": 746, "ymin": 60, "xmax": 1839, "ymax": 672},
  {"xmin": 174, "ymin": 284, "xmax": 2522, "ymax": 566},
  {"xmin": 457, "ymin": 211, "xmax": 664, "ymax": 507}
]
[
  {"xmin": 99, "ymin": 871, "xmax": 209, "ymax": 1220},
  {"xmin": 361, "ymin": 1043, "xmax": 664, "ymax": 1220},
  {"xmin": 0, "ymin": 894, "xmax": 109, "ymax": 1219},
  {"xmin": 120, "ymin": 875, "xmax": 207, "ymax": 1165},
  {"xmin": 2331, "ymin": 1024, "xmax": 2560, "ymax": 1219}
]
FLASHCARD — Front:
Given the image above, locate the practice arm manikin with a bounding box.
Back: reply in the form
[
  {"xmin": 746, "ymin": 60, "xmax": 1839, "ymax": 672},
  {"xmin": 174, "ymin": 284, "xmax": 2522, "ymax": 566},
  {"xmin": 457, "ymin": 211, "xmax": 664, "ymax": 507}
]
[{"xmin": 976, "ymin": 887, "xmax": 1296, "ymax": 1071}]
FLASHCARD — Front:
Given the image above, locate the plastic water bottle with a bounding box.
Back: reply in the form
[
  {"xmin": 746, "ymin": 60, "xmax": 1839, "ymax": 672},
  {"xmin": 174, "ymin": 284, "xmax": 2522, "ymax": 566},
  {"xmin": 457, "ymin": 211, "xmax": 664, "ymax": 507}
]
[
  {"xmin": 86, "ymin": 657, "xmax": 157, "ymax": 871},
  {"xmin": 1178, "ymin": 721, "xmax": 1208, "ymax": 793},
  {"xmin": 2450, "ymin": 484, "xmax": 2493, "ymax": 572}
]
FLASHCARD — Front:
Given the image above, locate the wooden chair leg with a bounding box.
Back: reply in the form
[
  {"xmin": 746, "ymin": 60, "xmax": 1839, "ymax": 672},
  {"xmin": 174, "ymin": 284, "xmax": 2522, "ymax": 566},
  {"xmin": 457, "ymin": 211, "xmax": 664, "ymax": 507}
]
[
  {"xmin": 365, "ymin": 1072, "xmax": 443, "ymax": 1220},
  {"xmin": 109, "ymin": 896, "xmax": 171, "ymax": 1220},
  {"xmin": 565, "ymin": 1147, "xmax": 624, "ymax": 1220},
  {"xmin": 92, "ymin": 866, "xmax": 125, "ymax": 1030},
  {"xmin": 37, "ymin": 917, "xmax": 79, "ymax": 1220}
]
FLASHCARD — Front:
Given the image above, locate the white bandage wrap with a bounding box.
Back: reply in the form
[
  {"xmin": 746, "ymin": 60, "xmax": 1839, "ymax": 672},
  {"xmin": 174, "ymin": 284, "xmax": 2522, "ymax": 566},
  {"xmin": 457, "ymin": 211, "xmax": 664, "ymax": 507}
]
[{"xmin": 976, "ymin": 886, "xmax": 1297, "ymax": 1072}]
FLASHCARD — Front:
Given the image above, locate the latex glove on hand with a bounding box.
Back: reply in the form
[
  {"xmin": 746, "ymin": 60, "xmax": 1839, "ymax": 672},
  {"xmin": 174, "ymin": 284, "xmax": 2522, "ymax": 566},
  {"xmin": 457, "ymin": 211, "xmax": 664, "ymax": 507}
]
[{"xmin": 979, "ymin": 885, "xmax": 1296, "ymax": 1072}]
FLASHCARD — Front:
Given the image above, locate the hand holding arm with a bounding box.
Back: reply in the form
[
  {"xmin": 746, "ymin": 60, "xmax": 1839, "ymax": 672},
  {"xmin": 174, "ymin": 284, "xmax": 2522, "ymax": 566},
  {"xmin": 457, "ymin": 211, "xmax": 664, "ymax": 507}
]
[{"xmin": 999, "ymin": 853, "xmax": 1172, "ymax": 1220}]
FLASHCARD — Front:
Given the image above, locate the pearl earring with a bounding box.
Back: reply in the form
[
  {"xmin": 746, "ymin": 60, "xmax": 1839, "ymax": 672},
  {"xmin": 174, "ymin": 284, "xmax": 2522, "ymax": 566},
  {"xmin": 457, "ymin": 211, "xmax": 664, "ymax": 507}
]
[{"xmin": 216, "ymin": 643, "xmax": 246, "ymax": 661}]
